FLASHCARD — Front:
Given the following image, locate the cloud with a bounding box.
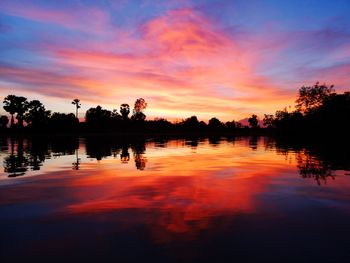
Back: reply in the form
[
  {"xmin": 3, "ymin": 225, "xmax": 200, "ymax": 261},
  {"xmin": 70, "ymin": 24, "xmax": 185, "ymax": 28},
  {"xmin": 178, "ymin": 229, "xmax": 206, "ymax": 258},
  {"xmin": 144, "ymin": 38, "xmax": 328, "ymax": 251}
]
[
  {"xmin": 0, "ymin": 1, "xmax": 111, "ymax": 35},
  {"xmin": 0, "ymin": 64, "xmax": 103, "ymax": 100},
  {"xmin": 43, "ymin": 8, "xmax": 292, "ymax": 118},
  {"xmin": 0, "ymin": 2, "xmax": 350, "ymax": 120}
]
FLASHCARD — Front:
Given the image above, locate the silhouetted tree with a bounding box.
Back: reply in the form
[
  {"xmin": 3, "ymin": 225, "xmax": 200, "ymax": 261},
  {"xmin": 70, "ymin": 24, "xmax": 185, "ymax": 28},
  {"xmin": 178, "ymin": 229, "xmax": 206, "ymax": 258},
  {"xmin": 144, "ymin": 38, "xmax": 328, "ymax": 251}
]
[
  {"xmin": 109, "ymin": 109, "xmax": 122, "ymax": 130},
  {"xmin": 120, "ymin": 104, "xmax": 130, "ymax": 121},
  {"xmin": 85, "ymin": 105, "xmax": 112, "ymax": 130},
  {"xmin": 225, "ymin": 120, "xmax": 236, "ymax": 130},
  {"xmin": 2, "ymin": 84, "xmax": 348, "ymax": 136},
  {"xmin": 308, "ymin": 92, "xmax": 350, "ymax": 131},
  {"xmin": 49, "ymin": 113, "xmax": 78, "ymax": 131},
  {"xmin": 72, "ymin": 99, "xmax": 81, "ymax": 119},
  {"xmin": 263, "ymin": 114, "xmax": 274, "ymax": 128},
  {"xmin": 112, "ymin": 109, "xmax": 122, "ymax": 120},
  {"xmin": 3, "ymin": 96, "xmax": 16, "ymax": 127},
  {"xmin": 272, "ymin": 108, "xmax": 304, "ymax": 130},
  {"xmin": 3, "ymin": 95, "xmax": 28, "ymax": 128},
  {"xmin": 180, "ymin": 116, "xmax": 204, "ymax": 131},
  {"xmin": 208, "ymin": 117, "xmax": 224, "ymax": 130},
  {"xmin": 248, "ymin": 114, "xmax": 259, "ymax": 128},
  {"xmin": 274, "ymin": 108, "xmax": 289, "ymax": 127},
  {"xmin": 296, "ymin": 82, "xmax": 334, "ymax": 114},
  {"xmin": 147, "ymin": 118, "xmax": 173, "ymax": 132},
  {"xmin": 235, "ymin": 122, "xmax": 243, "ymax": 128},
  {"xmin": 131, "ymin": 98, "xmax": 147, "ymax": 121},
  {"xmin": 25, "ymin": 100, "xmax": 51, "ymax": 128}
]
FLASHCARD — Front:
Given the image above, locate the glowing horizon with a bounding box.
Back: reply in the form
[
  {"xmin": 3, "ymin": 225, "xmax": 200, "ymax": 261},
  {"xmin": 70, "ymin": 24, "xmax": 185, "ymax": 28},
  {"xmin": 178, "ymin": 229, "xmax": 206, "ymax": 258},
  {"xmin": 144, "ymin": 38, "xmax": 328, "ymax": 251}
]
[{"xmin": 1, "ymin": 0, "xmax": 350, "ymax": 121}]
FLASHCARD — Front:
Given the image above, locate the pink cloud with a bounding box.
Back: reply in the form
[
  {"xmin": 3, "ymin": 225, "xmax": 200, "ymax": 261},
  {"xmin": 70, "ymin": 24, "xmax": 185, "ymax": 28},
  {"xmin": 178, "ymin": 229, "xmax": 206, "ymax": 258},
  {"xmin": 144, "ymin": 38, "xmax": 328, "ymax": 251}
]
[
  {"xmin": 0, "ymin": 2, "xmax": 111, "ymax": 35},
  {"xmin": 4, "ymin": 5, "xmax": 346, "ymax": 120}
]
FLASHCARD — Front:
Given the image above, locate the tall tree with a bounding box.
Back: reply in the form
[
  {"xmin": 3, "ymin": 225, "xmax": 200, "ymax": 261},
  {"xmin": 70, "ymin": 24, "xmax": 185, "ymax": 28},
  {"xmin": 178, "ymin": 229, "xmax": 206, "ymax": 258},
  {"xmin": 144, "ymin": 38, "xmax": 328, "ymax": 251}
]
[
  {"xmin": 72, "ymin": 99, "xmax": 81, "ymax": 119},
  {"xmin": 131, "ymin": 98, "xmax": 147, "ymax": 121},
  {"xmin": 3, "ymin": 95, "xmax": 28, "ymax": 128}
]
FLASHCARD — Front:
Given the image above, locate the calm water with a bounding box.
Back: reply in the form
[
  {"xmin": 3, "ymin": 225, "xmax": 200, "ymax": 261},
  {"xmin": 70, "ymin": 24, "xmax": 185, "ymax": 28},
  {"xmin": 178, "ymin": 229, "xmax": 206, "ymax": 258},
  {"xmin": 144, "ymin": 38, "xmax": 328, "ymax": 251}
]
[{"xmin": 0, "ymin": 136, "xmax": 350, "ymax": 262}]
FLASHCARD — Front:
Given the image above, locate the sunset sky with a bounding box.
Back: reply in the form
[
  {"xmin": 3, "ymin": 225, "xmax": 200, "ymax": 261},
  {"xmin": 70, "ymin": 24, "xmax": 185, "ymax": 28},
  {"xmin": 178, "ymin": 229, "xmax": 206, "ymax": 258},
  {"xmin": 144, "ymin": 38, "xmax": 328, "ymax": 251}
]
[{"xmin": 1, "ymin": 0, "xmax": 350, "ymax": 121}]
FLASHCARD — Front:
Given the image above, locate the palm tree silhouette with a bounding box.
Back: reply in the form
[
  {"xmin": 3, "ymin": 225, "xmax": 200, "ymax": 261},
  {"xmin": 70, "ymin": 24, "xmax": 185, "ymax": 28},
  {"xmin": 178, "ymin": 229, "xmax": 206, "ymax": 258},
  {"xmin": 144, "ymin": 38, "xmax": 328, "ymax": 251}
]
[{"xmin": 72, "ymin": 99, "xmax": 81, "ymax": 119}]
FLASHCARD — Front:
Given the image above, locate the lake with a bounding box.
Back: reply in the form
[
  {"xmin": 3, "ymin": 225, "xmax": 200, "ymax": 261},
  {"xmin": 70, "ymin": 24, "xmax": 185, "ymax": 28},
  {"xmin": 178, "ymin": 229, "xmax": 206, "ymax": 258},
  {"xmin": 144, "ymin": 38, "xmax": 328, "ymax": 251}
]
[{"xmin": 0, "ymin": 136, "xmax": 349, "ymax": 262}]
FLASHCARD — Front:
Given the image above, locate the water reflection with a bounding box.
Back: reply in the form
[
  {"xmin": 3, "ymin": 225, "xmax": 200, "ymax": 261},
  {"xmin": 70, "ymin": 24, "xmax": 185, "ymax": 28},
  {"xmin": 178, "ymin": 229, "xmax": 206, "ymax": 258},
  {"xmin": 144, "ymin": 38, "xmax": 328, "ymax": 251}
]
[
  {"xmin": 0, "ymin": 136, "xmax": 349, "ymax": 184},
  {"xmin": 249, "ymin": 135, "xmax": 258, "ymax": 150},
  {"xmin": 4, "ymin": 139, "xmax": 28, "ymax": 177},
  {"xmin": 270, "ymin": 137, "xmax": 350, "ymax": 185},
  {"xmin": 296, "ymin": 151, "xmax": 335, "ymax": 185},
  {"xmin": 1, "ymin": 137, "xmax": 79, "ymax": 177},
  {"xmin": 132, "ymin": 142, "xmax": 147, "ymax": 170},
  {"xmin": 72, "ymin": 149, "xmax": 81, "ymax": 170},
  {"xmin": 1, "ymin": 136, "xmax": 350, "ymax": 262}
]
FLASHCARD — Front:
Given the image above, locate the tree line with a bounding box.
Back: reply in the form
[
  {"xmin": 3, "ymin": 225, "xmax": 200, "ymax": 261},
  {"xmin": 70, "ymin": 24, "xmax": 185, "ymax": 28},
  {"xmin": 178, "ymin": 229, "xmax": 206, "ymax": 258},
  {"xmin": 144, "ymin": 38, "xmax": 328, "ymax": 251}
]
[
  {"xmin": 1, "ymin": 82, "xmax": 349, "ymax": 134},
  {"xmin": 262, "ymin": 82, "xmax": 350, "ymax": 133}
]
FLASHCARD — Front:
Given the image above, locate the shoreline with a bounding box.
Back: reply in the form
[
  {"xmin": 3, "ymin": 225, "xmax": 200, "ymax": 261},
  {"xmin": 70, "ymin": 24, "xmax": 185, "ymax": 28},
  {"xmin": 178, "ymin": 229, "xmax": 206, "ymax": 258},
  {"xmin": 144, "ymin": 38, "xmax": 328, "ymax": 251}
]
[
  {"xmin": 0, "ymin": 129, "xmax": 278, "ymax": 138},
  {"xmin": 0, "ymin": 128, "xmax": 347, "ymax": 142}
]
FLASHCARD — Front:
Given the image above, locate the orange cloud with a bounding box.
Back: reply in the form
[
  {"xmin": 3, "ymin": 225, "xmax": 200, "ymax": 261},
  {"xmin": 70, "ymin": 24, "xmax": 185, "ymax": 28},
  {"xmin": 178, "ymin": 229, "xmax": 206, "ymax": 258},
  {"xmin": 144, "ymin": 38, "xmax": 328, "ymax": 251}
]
[
  {"xmin": 0, "ymin": 6, "xmax": 323, "ymax": 120},
  {"xmin": 28, "ymin": 8, "xmax": 291, "ymax": 120}
]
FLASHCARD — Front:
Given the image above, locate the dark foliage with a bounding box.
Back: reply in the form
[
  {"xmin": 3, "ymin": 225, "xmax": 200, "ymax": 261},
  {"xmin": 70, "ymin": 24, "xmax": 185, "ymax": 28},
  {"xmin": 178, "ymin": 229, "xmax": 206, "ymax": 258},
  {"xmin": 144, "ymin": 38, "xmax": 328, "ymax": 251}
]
[
  {"xmin": 49, "ymin": 112, "xmax": 79, "ymax": 131},
  {"xmin": 85, "ymin": 105, "xmax": 114, "ymax": 130},
  {"xmin": 266, "ymin": 83, "xmax": 350, "ymax": 134},
  {"xmin": 0, "ymin": 115, "xmax": 9, "ymax": 129},
  {"xmin": 120, "ymin": 103, "xmax": 130, "ymax": 121},
  {"xmin": 131, "ymin": 98, "xmax": 147, "ymax": 122},
  {"xmin": 208, "ymin": 117, "xmax": 225, "ymax": 130},
  {"xmin": 296, "ymin": 82, "xmax": 334, "ymax": 114},
  {"xmin": 25, "ymin": 100, "xmax": 51, "ymax": 129},
  {"xmin": 3, "ymin": 95, "xmax": 28, "ymax": 128},
  {"xmin": 248, "ymin": 114, "xmax": 259, "ymax": 128},
  {"xmin": 1, "ymin": 83, "xmax": 349, "ymax": 135}
]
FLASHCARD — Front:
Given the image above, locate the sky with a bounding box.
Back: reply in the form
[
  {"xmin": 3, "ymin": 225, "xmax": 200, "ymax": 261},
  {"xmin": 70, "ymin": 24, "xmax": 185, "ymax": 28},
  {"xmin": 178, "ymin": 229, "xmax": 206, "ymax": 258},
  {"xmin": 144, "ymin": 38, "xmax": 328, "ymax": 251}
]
[{"xmin": 0, "ymin": 0, "xmax": 350, "ymax": 121}]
